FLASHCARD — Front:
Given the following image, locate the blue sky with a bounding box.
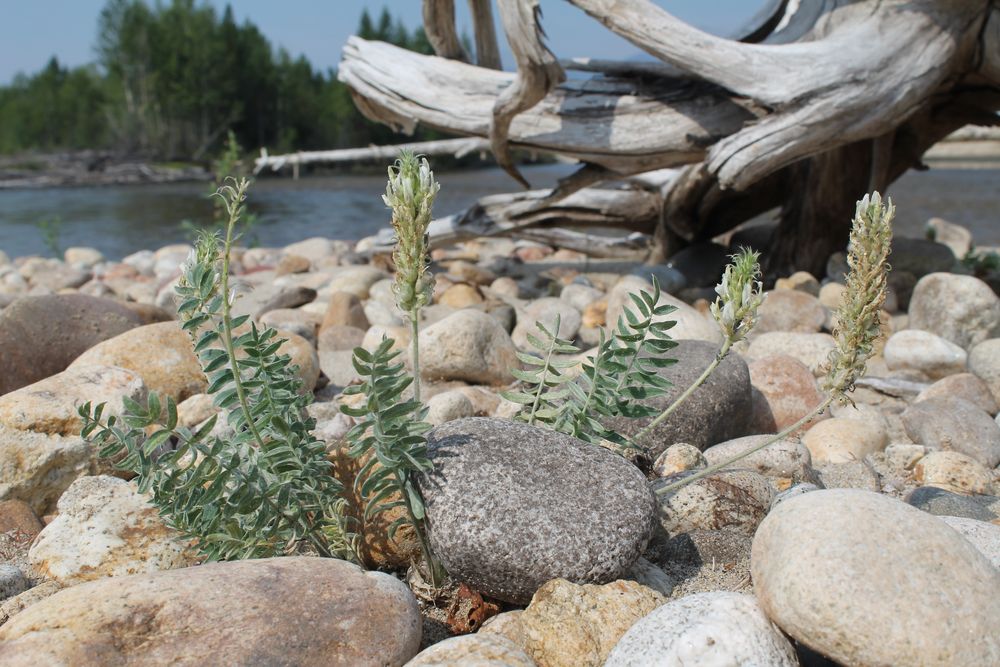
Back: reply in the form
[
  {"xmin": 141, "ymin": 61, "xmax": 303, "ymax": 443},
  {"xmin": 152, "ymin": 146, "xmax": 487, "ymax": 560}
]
[{"xmin": 0, "ymin": 1, "xmax": 761, "ymax": 84}]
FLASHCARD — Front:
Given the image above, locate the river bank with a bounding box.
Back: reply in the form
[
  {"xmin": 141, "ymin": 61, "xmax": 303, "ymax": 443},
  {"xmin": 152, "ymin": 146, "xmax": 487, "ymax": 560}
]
[{"xmin": 0, "ymin": 215, "xmax": 999, "ymax": 663}]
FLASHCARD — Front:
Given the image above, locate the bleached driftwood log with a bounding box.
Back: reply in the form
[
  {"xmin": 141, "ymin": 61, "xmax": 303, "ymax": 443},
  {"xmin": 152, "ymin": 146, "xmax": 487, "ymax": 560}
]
[
  {"xmin": 253, "ymin": 137, "xmax": 489, "ymax": 175},
  {"xmin": 340, "ymin": 0, "xmax": 1000, "ymax": 275}
]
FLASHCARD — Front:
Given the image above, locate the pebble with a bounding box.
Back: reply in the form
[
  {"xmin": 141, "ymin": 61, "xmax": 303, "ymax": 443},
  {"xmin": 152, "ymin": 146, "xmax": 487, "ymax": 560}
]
[
  {"xmin": 884, "ymin": 329, "xmax": 968, "ymax": 379},
  {"xmin": 28, "ymin": 475, "xmax": 196, "ymax": 585},
  {"xmin": 969, "ymin": 338, "xmax": 1000, "ymax": 405},
  {"xmin": 915, "ymin": 372, "xmax": 999, "ymax": 415},
  {"xmin": 653, "ymin": 469, "xmax": 775, "ymax": 537},
  {"xmin": 419, "ymin": 310, "xmax": 518, "ymax": 385},
  {"xmin": 652, "ymin": 443, "xmax": 706, "ymax": 477},
  {"xmin": 425, "ymin": 390, "xmax": 476, "ymax": 426},
  {"xmin": 752, "ymin": 489, "xmax": 1000, "ymax": 666},
  {"xmin": 0, "ymin": 564, "xmax": 28, "ymax": 602},
  {"xmin": 606, "ymin": 276, "xmax": 721, "ymax": 344},
  {"xmin": 511, "ymin": 297, "xmax": 582, "ymax": 350},
  {"xmin": 418, "ymin": 418, "xmax": 656, "ymax": 603},
  {"xmin": 702, "ymin": 436, "xmax": 817, "ymax": 486},
  {"xmin": 901, "ymin": 396, "xmax": 1000, "ymax": 467},
  {"xmin": 405, "ymin": 635, "xmax": 534, "ymax": 667},
  {"xmin": 906, "ymin": 485, "xmax": 1000, "ymax": 521},
  {"xmin": 774, "ymin": 270, "xmax": 820, "ymax": 296},
  {"xmin": 320, "ymin": 290, "xmax": 370, "ymax": 331},
  {"xmin": 744, "ymin": 332, "xmax": 836, "ymax": 376},
  {"xmin": 747, "ymin": 354, "xmax": 827, "ymax": 433},
  {"xmin": 0, "ymin": 557, "xmax": 422, "ymax": 666},
  {"xmin": 606, "ymin": 591, "xmax": 797, "ymax": 667},
  {"xmin": 754, "ymin": 289, "xmax": 827, "ymax": 334},
  {"xmin": 913, "ymin": 450, "xmax": 995, "ymax": 495},
  {"xmin": 908, "ymin": 272, "xmax": 1000, "ymax": 350},
  {"xmin": 0, "ymin": 426, "xmax": 96, "ymax": 516},
  {"xmin": 802, "ymin": 415, "xmax": 889, "ymax": 464}
]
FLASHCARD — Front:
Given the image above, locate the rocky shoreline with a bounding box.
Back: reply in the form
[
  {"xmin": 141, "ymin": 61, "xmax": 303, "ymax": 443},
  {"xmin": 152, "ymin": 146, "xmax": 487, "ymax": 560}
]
[
  {"xmin": 0, "ymin": 151, "xmax": 209, "ymax": 189},
  {"xmin": 0, "ymin": 218, "xmax": 999, "ymax": 665}
]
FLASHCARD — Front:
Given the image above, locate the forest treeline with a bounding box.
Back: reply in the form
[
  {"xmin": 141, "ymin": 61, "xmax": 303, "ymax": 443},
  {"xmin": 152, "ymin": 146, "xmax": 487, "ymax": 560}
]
[{"xmin": 0, "ymin": 1, "xmax": 446, "ymax": 159}]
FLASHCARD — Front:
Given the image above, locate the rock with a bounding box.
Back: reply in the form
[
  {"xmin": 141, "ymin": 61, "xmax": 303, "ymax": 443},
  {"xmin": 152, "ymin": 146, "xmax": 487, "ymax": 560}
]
[
  {"xmin": 939, "ymin": 516, "xmax": 1000, "ymax": 568},
  {"xmin": 0, "ymin": 500, "xmax": 43, "ymax": 538},
  {"xmin": 890, "ymin": 237, "xmax": 956, "ymax": 277},
  {"xmin": 755, "ymin": 290, "xmax": 827, "ymax": 334},
  {"xmin": 439, "ymin": 283, "xmax": 484, "ymax": 309},
  {"xmin": 814, "ymin": 460, "xmax": 881, "ymax": 492},
  {"xmin": 0, "ymin": 426, "xmax": 96, "ymax": 516},
  {"xmin": 664, "ymin": 242, "xmax": 729, "ymax": 288},
  {"xmin": 425, "ymin": 390, "xmax": 476, "ymax": 426},
  {"xmin": 652, "ymin": 443, "xmax": 706, "ymax": 477},
  {"xmin": 318, "ymin": 324, "xmax": 366, "ymax": 353},
  {"xmin": 0, "ymin": 564, "xmax": 28, "ymax": 602},
  {"xmin": 259, "ymin": 308, "xmax": 319, "ymax": 346},
  {"xmin": 606, "ymin": 276, "xmax": 721, "ymax": 344},
  {"xmin": 770, "ymin": 482, "xmax": 821, "ymax": 509},
  {"xmin": 236, "ymin": 284, "xmax": 317, "ymax": 320},
  {"xmin": 559, "ymin": 283, "xmax": 604, "ymax": 312},
  {"xmin": 325, "ymin": 265, "xmax": 388, "ymax": 298},
  {"xmin": 511, "ymin": 298, "xmax": 582, "ymax": 350},
  {"xmin": 512, "ymin": 578, "xmax": 665, "ymax": 667},
  {"xmin": 64, "ymin": 247, "xmax": 104, "ymax": 269},
  {"xmin": 443, "ymin": 259, "xmax": 496, "ymax": 286},
  {"xmin": 653, "ymin": 470, "xmax": 775, "ymax": 537},
  {"xmin": 405, "ymin": 634, "xmax": 534, "ymax": 667},
  {"xmin": 419, "ymin": 418, "xmax": 656, "ymax": 603},
  {"xmin": 0, "ymin": 581, "xmax": 60, "ymax": 625},
  {"xmin": 0, "ymin": 364, "xmax": 146, "ymax": 437},
  {"xmin": 916, "ymin": 372, "xmax": 999, "ymax": 415},
  {"xmin": 818, "ymin": 281, "xmax": 846, "ymax": 311},
  {"xmin": 28, "ymin": 476, "xmax": 195, "ymax": 585},
  {"xmin": 624, "ymin": 557, "xmax": 676, "ymax": 596},
  {"xmin": 908, "ymin": 273, "xmax": 1000, "ymax": 350},
  {"xmin": 0, "ymin": 557, "xmax": 420, "ymax": 665},
  {"xmin": 884, "ymin": 443, "xmax": 928, "ymax": 471},
  {"xmin": 419, "ymin": 310, "xmax": 518, "ymax": 386},
  {"xmin": 68, "ymin": 321, "xmax": 204, "ymax": 402},
  {"xmin": 175, "ymin": 393, "xmax": 217, "ymax": 429},
  {"xmin": 774, "ymin": 271, "xmax": 820, "ymax": 296},
  {"xmin": 0, "ymin": 294, "xmax": 145, "ymax": 395},
  {"xmin": 747, "ymin": 355, "xmax": 826, "ymax": 433},
  {"xmin": 606, "ymin": 591, "xmax": 797, "ymax": 667},
  {"xmin": 802, "ymin": 416, "xmax": 889, "ymax": 464},
  {"xmin": 605, "ymin": 339, "xmax": 753, "ymax": 457},
  {"xmin": 926, "ymin": 218, "xmax": 973, "ymax": 258},
  {"xmin": 902, "ymin": 397, "xmax": 1000, "ymax": 467},
  {"xmin": 274, "ymin": 253, "xmax": 311, "ymax": 275},
  {"xmin": 703, "ymin": 436, "xmax": 816, "ymax": 487},
  {"xmin": 906, "ymin": 486, "xmax": 1000, "ymax": 521},
  {"xmin": 282, "ymin": 237, "xmax": 336, "ymax": 264},
  {"xmin": 19, "ymin": 257, "xmax": 89, "ymax": 291},
  {"xmin": 745, "ymin": 332, "xmax": 837, "ymax": 376},
  {"xmin": 70, "ymin": 321, "xmax": 320, "ymax": 398},
  {"xmin": 913, "ymin": 450, "xmax": 995, "ymax": 495},
  {"xmin": 969, "ymin": 338, "xmax": 1000, "ymax": 405},
  {"xmin": 883, "ymin": 329, "xmax": 967, "ymax": 379},
  {"xmin": 320, "ymin": 291, "xmax": 370, "ymax": 332},
  {"xmin": 751, "ymin": 489, "xmax": 1000, "ymax": 666}
]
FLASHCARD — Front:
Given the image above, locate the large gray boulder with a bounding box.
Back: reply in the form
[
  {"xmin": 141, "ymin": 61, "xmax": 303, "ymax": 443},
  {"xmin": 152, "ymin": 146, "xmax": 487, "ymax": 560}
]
[
  {"xmin": 0, "ymin": 557, "xmax": 421, "ymax": 666},
  {"xmin": 419, "ymin": 418, "xmax": 656, "ymax": 603},
  {"xmin": 901, "ymin": 396, "xmax": 1000, "ymax": 468},
  {"xmin": 908, "ymin": 272, "xmax": 1000, "ymax": 350},
  {"xmin": 605, "ymin": 339, "xmax": 753, "ymax": 456},
  {"xmin": 752, "ymin": 489, "xmax": 1000, "ymax": 666}
]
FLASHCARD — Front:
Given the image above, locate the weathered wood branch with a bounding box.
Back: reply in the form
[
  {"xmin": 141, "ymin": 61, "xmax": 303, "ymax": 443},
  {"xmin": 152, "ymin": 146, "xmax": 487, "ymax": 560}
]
[
  {"xmin": 468, "ymin": 0, "xmax": 502, "ymax": 69},
  {"xmin": 252, "ymin": 137, "xmax": 489, "ymax": 175},
  {"xmin": 422, "ymin": 0, "xmax": 469, "ymax": 61},
  {"xmin": 338, "ymin": 38, "xmax": 754, "ymax": 174},
  {"xmin": 491, "ymin": 0, "xmax": 565, "ymax": 187}
]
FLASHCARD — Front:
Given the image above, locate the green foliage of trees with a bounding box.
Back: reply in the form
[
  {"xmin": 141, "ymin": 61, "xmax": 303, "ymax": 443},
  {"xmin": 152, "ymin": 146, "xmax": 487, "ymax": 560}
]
[{"xmin": 0, "ymin": 2, "xmax": 439, "ymax": 158}]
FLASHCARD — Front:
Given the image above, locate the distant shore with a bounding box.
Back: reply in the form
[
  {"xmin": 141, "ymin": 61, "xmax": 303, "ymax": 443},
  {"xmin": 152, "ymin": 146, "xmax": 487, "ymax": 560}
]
[{"xmin": 0, "ymin": 151, "xmax": 210, "ymax": 189}]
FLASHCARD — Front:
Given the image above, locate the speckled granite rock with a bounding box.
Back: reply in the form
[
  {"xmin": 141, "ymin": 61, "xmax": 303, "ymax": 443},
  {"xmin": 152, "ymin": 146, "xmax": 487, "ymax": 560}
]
[{"xmin": 419, "ymin": 418, "xmax": 656, "ymax": 603}]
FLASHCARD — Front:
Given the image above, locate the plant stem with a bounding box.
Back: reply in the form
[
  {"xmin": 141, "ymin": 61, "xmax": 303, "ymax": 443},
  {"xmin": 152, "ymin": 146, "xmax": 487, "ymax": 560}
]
[
  {"xmin": 394, "ymin": 470, "xmax": 446, "ymax": 588},
  {"xmin": 528, "ymin": 314, "xmax": 561, "ymax": 425},
  {"xmin": 409, "ymin": 310, "xmax": 421, "ymax": 404},
  {"xmin": 635, "ymin": 337, "xmax": 733, "ymax": 445},
  {"xmin": 654, "ymin": 395, "xmax": 834, "ymax": 497}
]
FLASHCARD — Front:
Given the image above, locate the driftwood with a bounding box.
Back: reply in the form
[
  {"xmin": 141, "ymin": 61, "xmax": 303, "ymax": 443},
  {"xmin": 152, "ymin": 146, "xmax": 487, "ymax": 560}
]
[
  {"xmin": 253, "ymin": 137, "xmax": 489, "ymax": 176},
  {"xmin": 340, "ymin": 0, "xmax": 1000, "ymax": 275}
]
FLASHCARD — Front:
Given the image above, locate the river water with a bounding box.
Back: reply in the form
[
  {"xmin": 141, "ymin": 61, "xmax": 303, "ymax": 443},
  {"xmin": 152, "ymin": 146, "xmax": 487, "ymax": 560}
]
[{"xmin": 0, "ymin": 164, "xmax": 997, "ymax": 260}]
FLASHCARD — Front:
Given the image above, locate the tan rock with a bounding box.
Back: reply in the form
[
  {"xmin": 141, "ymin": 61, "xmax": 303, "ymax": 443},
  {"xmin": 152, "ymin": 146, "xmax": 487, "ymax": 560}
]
[
  {"xmin": 652, "ymin": 443, "xmax": 706, "ymax": 478},
  {"xmin": 320, "ymin": 291, "xmax": 370, "ymax": 331},
  {"xmin": 582, "ymin": 298, "xmax": 607, "ymax": 328},
  {"xmin": 0, "ymin": 426, "xmax": 97, "ymax": 516},
  {"xmin": 775, "ymin": 271, "xmax": 820, "ymax": 296},
  {"xmin": 419, "ymin": 310, "xmax": 518, "ymax": 385},
  {"xmin": 28, "ymin": 476, "xmax": 196, "ymax": 585},
  {"xmin": 406, "ymin": 634, "xmax": 534, "ymax": 667},
  {"xmin": 275, "ymin": 253, "xmax": 311, "ymax": 275},
  {"xmin": 745, "ymin": 332, "xmax": 836, "ymax": 377},
  {"xmin": 913, "ymin": 450, "xmax": 995, "ymax": 495},
  {"xmin": 439, "ymin": 283, "xmax": 484, "ymax": 309},
  {"xmin": 0, "ymin": 581, "xmax": 61, "ymax": 626},
  {"xmin": 443, "ymin": 260, "xmax": 496, "ymax": 286},
  {"xmin": 514, "ymin": 579, "xmax": 665, "ymax": 667},
  {"xmin": 0, "ymin": 365, "xmax": 146, "ymax": 437},
  {"xmin": 884, "ymin": 329, "xmax": 967, "ymax": 379},
  {"xmin": 915, "ymin": 373, "xmax": 999, "ymax": 416},
  {"xmin": 654, "ymin": 470, "xmax": 775, "ymax": 537},
  {"xmin": 0, "ymin": 500, "xmax": 43, "ymax": 539},
  {"xmin": 755, "ymin": 290, "xmax": 827, "ymax": 334},
  {"xmin": 818, "ymin": 281, "xmax": 847, "ymax": 310},
  {"xmin": 802, "ymin": 416, "xmax": 889, "ymax": 464},
  {"xmin": 748, "ymin": 355, "xmax": 827, "ymax": 433},
  {"xmin": 68, "ymin": 322, "xmax": 204, "ymax": 402},
  {"xmin": 0, "ymin": 557, "xmax": 421, "ymax": 666},
  {"xmin": 175, "ymin": 393, "xmax": 218, "ymax": 429}
]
